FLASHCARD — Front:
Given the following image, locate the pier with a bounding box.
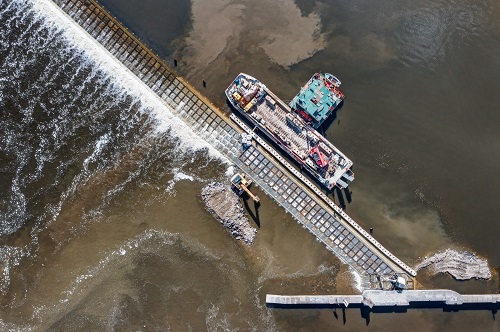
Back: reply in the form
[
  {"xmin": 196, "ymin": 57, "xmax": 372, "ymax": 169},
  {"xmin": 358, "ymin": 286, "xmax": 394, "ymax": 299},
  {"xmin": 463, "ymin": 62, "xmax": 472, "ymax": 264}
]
[
  {"xmin": 53, "ymin": 0, "xmax": 417, "ymax": 288},
  {"xmin": 266, "ymin": 291, "xmax": 500, "ymax": 309}
]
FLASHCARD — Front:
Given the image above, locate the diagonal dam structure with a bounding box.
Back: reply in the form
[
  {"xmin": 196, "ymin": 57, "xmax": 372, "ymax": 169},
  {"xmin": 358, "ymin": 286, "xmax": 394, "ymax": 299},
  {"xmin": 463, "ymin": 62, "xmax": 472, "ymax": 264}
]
[{"xmin": 50, "ymin": 0, "xmax": 417, "ymax": 289}]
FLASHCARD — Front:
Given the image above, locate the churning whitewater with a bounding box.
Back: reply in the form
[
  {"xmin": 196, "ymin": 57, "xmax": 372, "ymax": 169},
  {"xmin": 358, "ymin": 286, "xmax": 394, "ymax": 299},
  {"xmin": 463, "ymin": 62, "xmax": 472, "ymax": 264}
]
[
  {"xmin": 4, "ymin": 0, "xmax": 498, "ymax": 330},
  {"xmin": 0, "ymin": 0, "xmax": 227, "ymax": 303},
  {"xmin": 0, "ymin": 2, "xmax": 348, "ymax": 330}
]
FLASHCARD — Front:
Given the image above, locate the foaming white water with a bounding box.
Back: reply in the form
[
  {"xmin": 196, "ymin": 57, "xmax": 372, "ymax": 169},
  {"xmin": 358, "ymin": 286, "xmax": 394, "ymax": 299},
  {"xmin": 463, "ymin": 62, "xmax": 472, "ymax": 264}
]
[
  {"xmin": 0, "ymin": 0, "xmax": 233, "ymax": 297},
  {"xmin": 350, "ymin": 268, "xmax": 363, "ymax": 292},
  {"xmin": 165, "ymin": 168, "xmax": 204, "ymax": 195},
  {"xmin": 29, "ymin": 0, "xmax": 228, "ymax": 162},
  {"xmin": 225, "ymin": 165, "xmax": 235, "ymax": 177},
  {"xmin": 26, "ymin": 0, "xmax": 232, "ymax": 216},
  {"xmin": 82, "ymin": 133, "xmax": 110, "ymax": 171},
  {"xmin": 0, "ymin": 175, "xmax": 27, "ymax": 234},
  {"xmin": 173, "ymin": 171, "xmax": 195, "ymax": 182}
]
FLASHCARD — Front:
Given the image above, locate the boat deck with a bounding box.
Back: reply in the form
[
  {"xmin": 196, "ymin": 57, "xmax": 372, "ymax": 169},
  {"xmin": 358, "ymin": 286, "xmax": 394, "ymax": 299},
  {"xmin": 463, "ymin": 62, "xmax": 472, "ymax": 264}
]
[
  {"xmin": 252, "ymin": 96, "xmax": 309, "ymax": 158},
  {"xmin": 250, "ymin": 92, "xmax": 349, "ymax": 185},
  {"xmin": 230, "ymin": 80, "xmax": 353, "ymax": 187}
]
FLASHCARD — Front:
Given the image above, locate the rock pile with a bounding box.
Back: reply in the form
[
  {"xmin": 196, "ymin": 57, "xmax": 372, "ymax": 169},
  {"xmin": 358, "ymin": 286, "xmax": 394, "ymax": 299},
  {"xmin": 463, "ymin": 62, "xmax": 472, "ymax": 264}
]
[
  {"xmin": 415, "ymin": 249, "xmax": 491, "ymax": 280},
  {"xmin": 201, "ymin": 182, "xmax": 256, "ymax": 245}
]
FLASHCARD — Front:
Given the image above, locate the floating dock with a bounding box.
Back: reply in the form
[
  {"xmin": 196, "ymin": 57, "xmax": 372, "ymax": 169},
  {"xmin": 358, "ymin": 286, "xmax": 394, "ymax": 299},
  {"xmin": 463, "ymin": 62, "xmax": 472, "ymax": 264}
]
[
  {"xmin": 53, "ymin": 0, "xmax": 417, "ymax": 288},
  {"xmin": 266, "ymin": 290, "xmax": 500, "ymax": 308}
]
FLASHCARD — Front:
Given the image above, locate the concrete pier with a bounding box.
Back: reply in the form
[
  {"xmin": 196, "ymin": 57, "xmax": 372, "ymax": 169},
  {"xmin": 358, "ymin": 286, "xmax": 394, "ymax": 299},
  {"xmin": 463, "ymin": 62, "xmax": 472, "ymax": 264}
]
[
  {"xmin": 52, "ymin": 0, "xmax": 417, "ymax": 288},
  {"xmin": 266, "ymin": 291, "xmax": 500, "ymax": 308}
]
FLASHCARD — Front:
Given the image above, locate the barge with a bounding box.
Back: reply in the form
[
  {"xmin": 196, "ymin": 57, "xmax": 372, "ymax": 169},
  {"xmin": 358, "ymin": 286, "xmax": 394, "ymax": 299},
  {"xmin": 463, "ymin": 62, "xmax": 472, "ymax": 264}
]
[{"xmin": 225, "ymin": 73, "xmax": 354, "ymax": 190}]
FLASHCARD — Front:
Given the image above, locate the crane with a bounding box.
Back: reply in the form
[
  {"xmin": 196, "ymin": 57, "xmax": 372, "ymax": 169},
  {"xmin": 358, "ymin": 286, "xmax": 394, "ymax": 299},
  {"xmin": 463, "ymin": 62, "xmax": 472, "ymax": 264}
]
[{"xmin": 230, "ymin": 173, "xmax": 260, "ymax": 203}]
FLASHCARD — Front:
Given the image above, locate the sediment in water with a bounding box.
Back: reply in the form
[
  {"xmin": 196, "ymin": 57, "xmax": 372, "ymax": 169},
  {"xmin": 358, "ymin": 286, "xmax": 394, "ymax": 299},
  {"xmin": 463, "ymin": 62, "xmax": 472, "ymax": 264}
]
[
  {"xmin": 201, "ymin": 182, "xmax": 256, "ymax": 245},
  {"xmin": 415, "ymin": 249, "xmax": 491, "ymax": 280}
]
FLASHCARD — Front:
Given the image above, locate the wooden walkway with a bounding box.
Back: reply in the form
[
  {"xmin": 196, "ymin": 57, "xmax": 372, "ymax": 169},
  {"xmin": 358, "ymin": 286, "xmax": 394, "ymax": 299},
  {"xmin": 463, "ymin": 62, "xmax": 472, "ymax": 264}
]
[{"xmin": 51, "ymin": 0, "xmax": 417, "ymax": 288}]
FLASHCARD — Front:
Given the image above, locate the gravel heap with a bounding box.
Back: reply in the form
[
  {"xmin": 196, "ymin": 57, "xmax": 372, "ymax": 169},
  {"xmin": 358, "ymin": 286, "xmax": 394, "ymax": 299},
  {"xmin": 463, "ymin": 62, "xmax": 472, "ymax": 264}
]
[
  {"xmin": 201, "ymin": 182, "xmax": 256, "ymax": 245},
  {"xmin": 415, "ymin": 249, "xmax": 491, "ymax": 280}
]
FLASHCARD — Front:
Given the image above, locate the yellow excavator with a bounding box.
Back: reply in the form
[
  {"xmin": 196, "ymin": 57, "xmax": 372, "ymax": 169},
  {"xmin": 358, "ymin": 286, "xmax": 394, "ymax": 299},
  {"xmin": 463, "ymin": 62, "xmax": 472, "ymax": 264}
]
[{"xmin": 230, "ymin": 173, "xmax": 260, "ymax": 203}]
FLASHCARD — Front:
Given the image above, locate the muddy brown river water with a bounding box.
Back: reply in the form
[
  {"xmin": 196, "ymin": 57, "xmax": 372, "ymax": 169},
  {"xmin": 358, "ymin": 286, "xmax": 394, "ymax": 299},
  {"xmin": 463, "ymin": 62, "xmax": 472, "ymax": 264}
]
[{"xmin": 0, "ymin": 0, "xmax": 499, "ymax": 330}]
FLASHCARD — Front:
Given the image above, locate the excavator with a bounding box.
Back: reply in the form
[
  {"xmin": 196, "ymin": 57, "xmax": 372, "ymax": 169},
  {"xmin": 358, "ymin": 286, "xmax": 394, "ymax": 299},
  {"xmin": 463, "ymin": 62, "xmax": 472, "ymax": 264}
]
[{"xmin": 230, "ymin": 173, "xmax": 260, "ymax": 203}]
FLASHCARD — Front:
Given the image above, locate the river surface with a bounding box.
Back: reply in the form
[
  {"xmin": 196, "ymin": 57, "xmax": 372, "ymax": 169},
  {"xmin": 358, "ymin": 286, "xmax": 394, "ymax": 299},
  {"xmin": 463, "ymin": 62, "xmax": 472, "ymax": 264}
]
[{"xmin": 0, "ymin": 0, "xmax": 499, "ymax": 330}]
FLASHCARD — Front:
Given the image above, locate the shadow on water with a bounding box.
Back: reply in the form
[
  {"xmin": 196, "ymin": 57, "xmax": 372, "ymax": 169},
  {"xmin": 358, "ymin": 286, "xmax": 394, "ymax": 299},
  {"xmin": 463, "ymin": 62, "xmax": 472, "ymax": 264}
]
[
  {"xmin": 334, "ymin": 187, "xmax": 347, "ymax": 210},
  {"xmin": 360, "ymin": 306, "xmax": 371, "ymax": 325},
  {"xmin": 243, "ymin": 196, "xmax": 261, "ymax": 228},
  {"xmin": 268, "ymin": 302, "xmax": 500, "ymax": 326},
  {"xmin": 343, "ymin": 187, "xmax": 352, "ymax": 204},
  {"xmin": 316, "ymin": 100, "xmax": 343, "ymax": 138}
]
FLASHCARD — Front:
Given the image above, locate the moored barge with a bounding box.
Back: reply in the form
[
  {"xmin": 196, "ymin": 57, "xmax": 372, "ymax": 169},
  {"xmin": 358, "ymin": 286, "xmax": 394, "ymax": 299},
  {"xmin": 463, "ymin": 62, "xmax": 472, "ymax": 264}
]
[{"xmin": 225, "ymin": 73, "xmax": 354, "ymax": 189}]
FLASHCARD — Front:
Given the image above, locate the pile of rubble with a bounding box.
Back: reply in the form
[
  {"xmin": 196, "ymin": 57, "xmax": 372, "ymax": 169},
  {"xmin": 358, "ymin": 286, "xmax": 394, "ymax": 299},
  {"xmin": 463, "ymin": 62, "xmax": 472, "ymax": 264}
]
[
  {"xmin": 201, "ymin": 182, "xmax": 256, "ymax": 245},
  {"xmin": 415, "ymin": 249, "xmax": 491, "ymax": 280}
]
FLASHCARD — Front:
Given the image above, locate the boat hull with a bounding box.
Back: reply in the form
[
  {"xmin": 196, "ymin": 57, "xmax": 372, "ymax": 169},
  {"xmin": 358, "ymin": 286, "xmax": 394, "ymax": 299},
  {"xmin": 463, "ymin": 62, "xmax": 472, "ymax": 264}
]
[
  {"xmin": 225, "ymin": 73, "xmax": 353, "ymax": 190},
  {"xmin": 226, "ymin": 94, "xmax": 344, "ymax": 189}
]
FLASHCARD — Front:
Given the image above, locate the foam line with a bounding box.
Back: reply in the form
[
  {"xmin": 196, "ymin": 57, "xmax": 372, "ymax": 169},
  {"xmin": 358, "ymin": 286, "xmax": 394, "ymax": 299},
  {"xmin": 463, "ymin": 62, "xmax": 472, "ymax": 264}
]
[{"xmin": 29, "ymin": 0, "xmax": 229, "ymax": 162}]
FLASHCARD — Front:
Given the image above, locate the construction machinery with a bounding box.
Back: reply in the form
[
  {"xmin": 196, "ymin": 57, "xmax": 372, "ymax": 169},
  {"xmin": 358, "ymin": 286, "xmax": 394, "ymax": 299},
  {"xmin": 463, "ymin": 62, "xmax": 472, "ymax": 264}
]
[{"xmin": 230, "ymin": 173, "xmax": 260, "ymax": 203}]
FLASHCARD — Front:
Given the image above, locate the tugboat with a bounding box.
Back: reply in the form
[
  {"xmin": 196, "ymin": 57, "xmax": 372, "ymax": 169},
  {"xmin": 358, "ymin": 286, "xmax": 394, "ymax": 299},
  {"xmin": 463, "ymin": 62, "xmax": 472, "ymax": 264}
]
[{"xmin": 289, "ymin": 72, "xmax": 345, "ymax": 129}]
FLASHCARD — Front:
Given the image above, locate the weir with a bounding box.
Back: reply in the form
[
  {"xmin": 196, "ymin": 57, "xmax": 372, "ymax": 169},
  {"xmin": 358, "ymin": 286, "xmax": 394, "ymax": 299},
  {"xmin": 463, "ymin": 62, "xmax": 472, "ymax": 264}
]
[{"xmin": 51, "ymin": 0, "xmax": 417, "ymax": 288}]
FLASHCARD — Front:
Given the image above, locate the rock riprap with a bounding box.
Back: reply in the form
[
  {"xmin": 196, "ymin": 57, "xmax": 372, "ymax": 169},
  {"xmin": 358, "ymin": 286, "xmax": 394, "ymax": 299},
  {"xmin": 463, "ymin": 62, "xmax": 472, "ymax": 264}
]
[
  {"xmin": 415, "ymin": 249, "xmax": 491, "ymax": 280},
  {"xmin": 201, "ymin": 182, "xmax": 256, "ymax": 245}
]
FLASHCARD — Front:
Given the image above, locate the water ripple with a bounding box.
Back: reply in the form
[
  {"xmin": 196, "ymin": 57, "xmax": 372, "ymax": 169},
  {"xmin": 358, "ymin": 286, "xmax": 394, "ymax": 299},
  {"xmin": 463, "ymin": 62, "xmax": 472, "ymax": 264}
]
[{"xmin": 395, "ymin": 0, "xmax": 493, "ymax": 68}]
